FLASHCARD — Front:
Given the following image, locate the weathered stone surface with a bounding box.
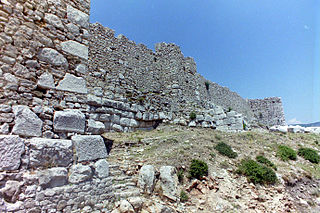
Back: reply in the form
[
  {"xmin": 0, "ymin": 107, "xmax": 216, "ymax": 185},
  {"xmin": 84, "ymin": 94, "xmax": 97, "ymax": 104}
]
[
  {"xmin": 112, "ymin": 124, "xmax": 123, "ymax": 132},
  {"xmin": 75, "ymin": 63, "xmax": 87, "ymax": 74},
  {"xmin": 38, "ymin": 48, "xmax": 68, "ymax": 68},
  {"xmin": 87, "ymin": 119, "xmax": 105, "ymax": 135},
  {"xmin": 72, "ymin": 135, "xmax": 108, "ymax": 162},
  {"xmin": 127, "ymin": 197, "xmax": 144, "ymax": 212},
  {"xmin": 37, "ymin": 72, "xmax": 55, "ymax": 89},
  {"xmin": 67, "ymin": 5, "xmax": 89, "ymax": 28},
  {"xmin": 94, "ymin": 159, "xmax": 109, "ymax": 178},
  {"xmin": 56, "ymin": 73, "xmax": 88, "ymax": 94},
  {"xmin": 61, "ymin": 40, "xmax": 88, "ymax": 60},
  {"xmin": 0, "ymin": 136, "xmax": 24, "ymax": 171},
  {"xmin": 138, "ymin": 165, "xmax": 155, "ymax": 194},
  {"xmin": 53, "ymin": 110, "xmax": 86, "ymax": 133},
  {"xmin": 38, "ymin": 167, "xmax": 68, "ymax": 189},
  {"xmin": 0, "ymin": 104, "xmax": 11, "ymax": 113},
  {"xmin": 12, "ymin": 105, "xmax": 43, "ymax": 137},
  {"xmin": 29, "ymin": 138, "xmax": 73, "ymax": 168},
  {"xmin": 0, "ymin": 123, "xmax": 9, "ymax": 134},
  {"xmin": 120, "ymin": 118, "xmax": 138, "ymax": 127},
  {"xmin": 68, "ymin": 164, "xmax": 92, "ymax": 184},
  {"xmin": 119, "ymin": 200, "xmax": 134, "ymax": 213},
  {"xmin": 0, "ymin": 180, "xmax": 22, "ymax": 203},
  {"xmin": 159, "ymin": 166, "xmax": 178, "ymax": 201},
  {"xmin": 44, "ymin": 13, "xmax": 64, "ymax": 29},
  {"xmin": 87, "ymin": 94, "xmax": 102, "ymax": 106}
]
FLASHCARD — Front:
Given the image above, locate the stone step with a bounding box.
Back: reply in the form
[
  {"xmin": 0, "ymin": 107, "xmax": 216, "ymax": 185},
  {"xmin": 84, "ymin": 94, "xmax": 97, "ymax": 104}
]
[{"xmin": 114, "ymin": 188, "xmax": 140, "ymax": 199}]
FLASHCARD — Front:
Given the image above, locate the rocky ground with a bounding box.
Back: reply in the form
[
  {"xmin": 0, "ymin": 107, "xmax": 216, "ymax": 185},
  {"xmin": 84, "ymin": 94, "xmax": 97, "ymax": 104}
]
[{"xmin": 104, "ymin": 124, "xmax": 320, "ymax": 213}]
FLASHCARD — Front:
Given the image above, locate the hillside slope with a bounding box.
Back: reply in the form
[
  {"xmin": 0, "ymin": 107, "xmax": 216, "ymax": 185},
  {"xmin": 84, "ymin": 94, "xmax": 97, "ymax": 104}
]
[{"xmin": 105, "ymin": 125, "xmax": 320, "ymax": 212}]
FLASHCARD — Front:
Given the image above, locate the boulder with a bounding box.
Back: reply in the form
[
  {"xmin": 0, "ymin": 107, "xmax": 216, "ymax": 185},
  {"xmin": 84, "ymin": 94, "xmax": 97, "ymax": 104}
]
[
  {"xmin": 12, "ymin": 105, "xmax": 43, "ymax": 137},
  {"xmin": 56, "ymin": 73, "xmax": 88, "ymax": 94},
  {"xmin": 270, "ymin": 125, "xmax": 288, "ymax": 133},
  {"xmin": 159, "ymin": 166, "xmax": 178, "ymax": 201},
  {"xmin": 29, "ymin": 138, "xmax": 73, "ymax": 168},
  {"xmin": 0, "ymin": 135, "xmax": 25, "ymax": 171},
  {"xmin": 38, "ymin": 167, "xmax": 68, "ymax": 189},
  {"xmin": 53, "ymin": 109, "xmax": 85, "ymax": 133},
  {"xmin": 72, "ymin": 135, "xmax": 108, "ymax": 162},
  {"xmin": 94, "ymin": 159, "xmax": 109, "ymax": 178},
  {"xmin": 68, "ymin": 164, "xmax": 92, "ymax": 184},
  {"xmin": 138, "ymin": 165, "xmax": 155, "ymax": 194},
  {"xmin": 288, "ymin": 125, "xmax": 305, "ymax": 133}
]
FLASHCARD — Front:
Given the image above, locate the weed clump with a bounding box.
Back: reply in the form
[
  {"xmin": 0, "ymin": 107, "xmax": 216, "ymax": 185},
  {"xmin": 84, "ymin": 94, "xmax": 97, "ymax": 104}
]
[
  {"xmin": 189, "ymin": 111, "xmax": 196, "ymax": 120},
  {"xmin": 205, "ymin": 81, "xmax": 210, "ymax": 90},
  {"xmin": 277, "ymin": 145, "xmax": 297, "ymax": 161},
  {"xmin": 215, "ymin": 142, "xmax": 238, "ymax": 159},
  {"xmin": 189, "ymin": 159, "xmax": 208, "ymax": 179},
  {"xmin": 237, "ymin": 159, "xmax": 277, "ymax": 185},
  {"xmin": 298, "ymin": 148, "xmax": 320, "ymax": 164},
  {"xmin": 256, "ymin": 155, "xmax": 277, "ymax": 170},
  {"xmin": 180, "ymin": 190, "xmax": 189, "ymax": 202},
  {"xmin": 177, "ymin": 169, "xmax": 184, "ymax": 183}
]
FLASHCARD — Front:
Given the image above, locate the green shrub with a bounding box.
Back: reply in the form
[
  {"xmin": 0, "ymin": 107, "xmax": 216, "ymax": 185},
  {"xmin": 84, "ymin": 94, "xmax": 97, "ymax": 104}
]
[
  {"xmin": 277, "ymin": 145, "xmax": 297, "ymax": 161},
  {"xmin": 227, "ymin": 107, "xmax": 232, "ymax": 112},
  {"xmin": 189, "ymin": 111, "xmax": 196, "ymax": 120},
  {"xmin": 298, "ymin": 148, "xmax": 320, "ymax": 164},
  {"xmin": 237, "ymin": 159, "xmax": 277, "ymax": 185},
  {"xmin": 205, "ymin": 81, "xmax": 210, "ymax": 90},
  {"xmin": 215, "ymin": 142, "xmax": 238, "ymax": 159},
  {"xmin": 177, "ymin": 169, "xmax": 184, "ymax": 183},
  {"xmin": 256, "ymin": 155, "xmax": 277, "ymax": 170},
  {"xmin": 180, "ymin": 190, "xmax": 189, "ymax": 202},
  {"xmin": 189, "ymin": 159, "xmax": 208, "ymax": 179}
]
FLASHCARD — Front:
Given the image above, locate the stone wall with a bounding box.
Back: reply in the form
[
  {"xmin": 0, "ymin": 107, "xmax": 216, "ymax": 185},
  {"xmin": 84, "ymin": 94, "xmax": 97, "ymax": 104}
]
[
  {"xmin": 88, "ymin": 23, "xmax": 255, "ymax": 123},
  {"xmin": 247, "ymin": 97, "xmax": 286, "ymax": 126}
]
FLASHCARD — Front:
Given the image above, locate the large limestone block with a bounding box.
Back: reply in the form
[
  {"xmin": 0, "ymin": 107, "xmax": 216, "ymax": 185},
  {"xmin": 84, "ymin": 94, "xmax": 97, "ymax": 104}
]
[
  {"xmin": 56, "ymin": 73, "xmax": 88, "ymax": 94},
  {"xmin": 67, "ymin": 5, "xmax": 89, "ymax": 28},
  {"xmin": 29, "ymin": 138, "xmax": 73, "ymax": 168},
  {"xmin": 38, "ymin": 48, "xmax": 68, "ymax": 68},
  {"xmin": 38, "ymin": 167, "xmax": 68, "ymax": 189},
  {"xmin": 138, "ymin": 165, "xmax": 155, "ymax": 194},
  {"xmin": 0, "ymin": 180, "xmax": 22, "ymax": 203},
  {"xmin": 44, "ymin": 13, "xmax": 64, "ymax": 29},
  {"xmin": 72, "ymin": 135, "xmax": 108, "ymax": 162},
  {"xmin": 53, "ymin": 110, "xmax": 85, "ymax": 133},
  {"xmin": 0, "ymin": 135, "xmax": 25, "ymax": 171},
  {"xmin": 61, "ymin": 40, "xmax": 88, "ymax": 60},
  {"xmin": 159, "ymin": 166, "xmax": 178, "ymax": 201},
  {"xmin": 12, "ymin": 105, "xmax": 43, "ymax": 137},
  {"xmin": 68, "ymin": 164, "xmax": 92, "ymax": 183}
]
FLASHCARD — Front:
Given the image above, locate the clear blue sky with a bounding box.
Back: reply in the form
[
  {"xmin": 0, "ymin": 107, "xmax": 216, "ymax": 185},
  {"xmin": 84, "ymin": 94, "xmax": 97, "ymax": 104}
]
[{"xmin": 90, "ymin": 0, "xmax": 320, "ymax": 124}]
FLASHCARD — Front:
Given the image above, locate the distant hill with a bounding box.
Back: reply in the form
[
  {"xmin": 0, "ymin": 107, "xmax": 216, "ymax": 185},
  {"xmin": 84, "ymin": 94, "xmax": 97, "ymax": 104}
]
[{"xmin": 293, "ymin": 122, "xmax": 320, "ymax": 127}]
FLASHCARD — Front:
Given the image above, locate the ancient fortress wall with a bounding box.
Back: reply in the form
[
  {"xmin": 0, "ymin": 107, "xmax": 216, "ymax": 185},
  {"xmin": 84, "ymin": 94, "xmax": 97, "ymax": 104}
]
[
  {"xmin": 0, "ymin": 1, "xmax": 285, "ymax": 211},
  {"xmin": 248, "ymin": 97, "xmax": 286, "ymax": 126}
]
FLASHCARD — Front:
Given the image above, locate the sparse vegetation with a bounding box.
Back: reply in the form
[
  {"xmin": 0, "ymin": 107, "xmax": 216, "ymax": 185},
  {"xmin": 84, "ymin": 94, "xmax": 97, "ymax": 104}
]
[
  {"xmin": 177, "ymin": 169, "xmax": 184, "ymax": 183},
  {"xmin": 180, "ymin": 190, "xmax": 189, "ymax": 202},
  {"xmin": 189, "ymin": 159, "xmax": 208, "ymax": 179},
  {"xmin": 205, "ymin": 81, "xmax": 210, "ymax": 90},
  {"xmin": 277, "ymin": 145, "xmax": 297, "ymax": 161},
  {"xmin": 215, "ymin": 142, "xmax": 238, "ymax": 158},
  {"xmin": 189, "ymin": 111, "xmax": 196, "ymax": 120},
  {"xmin": 298, "ymin": 148, "xmax": 320, "ymax": 164},
  {"xmin": 227, "ymin": 107, "xmax": 232, "ymax": 112},
  {"xmin": 237, "ymin": 158, "xmax": 277, "ymax": 185},
  {"xmin": 256, "ymin": 155, "xmax": 277, "ymax": 170}
]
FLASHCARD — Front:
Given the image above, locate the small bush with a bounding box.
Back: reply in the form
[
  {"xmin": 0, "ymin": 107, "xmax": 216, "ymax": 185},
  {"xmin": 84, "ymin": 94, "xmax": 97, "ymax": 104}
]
[
  {"xmin": 277, "ymin": 145, "xmax": 297, "ymax": 161},
  {"xmin": 215, "ymin": 142, "xmax": 238, "ymax": 159},
  {"xmin": 180, "ymin": 190, "xmax": 189, "ymax": 202},
  {"xmin": 227, "ymin": 107, "xmax": 232, "ymax": 112},
  {"xmin": 256, "ymin": 155, "xmax": 277, "ymax": 170},
  {"xmin": 189, "ymin": 111, "xmax": 196, "ymax": 120},
  {"xmin": 205, "ymin": 81, "xmax": 210, "ymax": 90},
  {"xmin": 177, "ymin": 169, "xmax": 184, "ymax": 183},
  {"xmin": 237, "ymin": 159, "xmax": 277, "ymax": 185},
  {"xmin": 298, "ymin": 148, "xmax": 320, "ymax": 164},
  {"xmin": 189, "ymin": 159, "xmax": 208, "ymax": 179}
]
